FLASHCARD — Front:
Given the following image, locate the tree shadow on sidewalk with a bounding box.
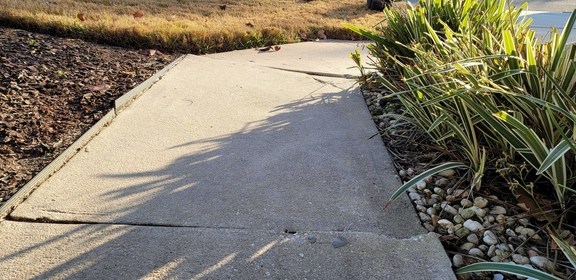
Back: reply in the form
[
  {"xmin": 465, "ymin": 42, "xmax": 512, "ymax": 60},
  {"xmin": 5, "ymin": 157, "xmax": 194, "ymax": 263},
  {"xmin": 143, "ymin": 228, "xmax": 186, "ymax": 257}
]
[{"xmin": 0, "ymin": 64, "xmax": 419, "ymax": 279}]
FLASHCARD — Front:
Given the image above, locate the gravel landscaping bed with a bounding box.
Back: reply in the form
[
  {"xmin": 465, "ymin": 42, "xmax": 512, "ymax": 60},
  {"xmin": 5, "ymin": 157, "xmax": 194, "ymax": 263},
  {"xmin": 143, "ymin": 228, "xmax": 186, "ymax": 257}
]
[{"xmin": 0, "ymin": 27, "xmax": 178, "ymax": 206}]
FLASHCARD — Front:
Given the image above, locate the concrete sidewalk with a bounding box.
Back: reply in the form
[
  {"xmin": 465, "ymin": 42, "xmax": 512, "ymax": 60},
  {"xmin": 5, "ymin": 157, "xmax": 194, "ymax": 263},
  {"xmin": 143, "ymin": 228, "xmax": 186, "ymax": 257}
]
[{"xmin": 0, "ymin": 41, "xmax": 455, "ymax": 279}]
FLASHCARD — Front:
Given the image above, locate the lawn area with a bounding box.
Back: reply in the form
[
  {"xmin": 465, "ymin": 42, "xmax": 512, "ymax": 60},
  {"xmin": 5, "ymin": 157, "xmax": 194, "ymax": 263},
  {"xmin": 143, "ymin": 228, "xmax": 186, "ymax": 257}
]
[{"xmin": 0, "ymin": 0, "xmax": 392, "ymax": 53}]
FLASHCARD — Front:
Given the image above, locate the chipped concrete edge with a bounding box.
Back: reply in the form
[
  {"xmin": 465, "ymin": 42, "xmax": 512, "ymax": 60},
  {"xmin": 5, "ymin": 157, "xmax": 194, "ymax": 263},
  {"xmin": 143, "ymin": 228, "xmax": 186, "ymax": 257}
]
[{"xmin": 0, "ymin": 55, "xmax": 186, "ymax": 221}]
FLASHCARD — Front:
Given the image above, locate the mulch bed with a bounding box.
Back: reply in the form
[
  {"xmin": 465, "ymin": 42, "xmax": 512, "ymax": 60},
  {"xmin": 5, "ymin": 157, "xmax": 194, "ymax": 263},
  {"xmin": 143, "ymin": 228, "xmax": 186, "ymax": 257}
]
[{"xmin": 0, "ymin": 27, "xmax": 179, "ymax": 206}]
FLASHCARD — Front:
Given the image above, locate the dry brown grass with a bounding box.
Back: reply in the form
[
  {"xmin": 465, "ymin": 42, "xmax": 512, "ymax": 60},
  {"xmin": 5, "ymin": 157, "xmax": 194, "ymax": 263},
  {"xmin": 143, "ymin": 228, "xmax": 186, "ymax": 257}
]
[{"xmin": 0, "ymin": 0, "xmax": 396, "ymax": 53}]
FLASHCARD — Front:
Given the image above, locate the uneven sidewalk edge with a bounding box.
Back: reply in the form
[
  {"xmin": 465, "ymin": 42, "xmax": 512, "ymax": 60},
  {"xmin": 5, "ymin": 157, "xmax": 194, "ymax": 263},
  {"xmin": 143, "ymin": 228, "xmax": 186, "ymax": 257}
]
[
  {"xmin": 0, "ymin": 56, "xmax": 185, "ymax": 220},
  {"xmin": 0, "ymin": 221, "xmax": 455, "ymax": 280}
]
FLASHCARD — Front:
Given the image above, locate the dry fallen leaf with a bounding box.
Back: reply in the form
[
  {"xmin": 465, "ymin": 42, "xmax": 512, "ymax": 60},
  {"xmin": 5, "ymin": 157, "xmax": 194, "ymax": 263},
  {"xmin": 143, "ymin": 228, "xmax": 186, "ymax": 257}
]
[
  {"xmin": 77, "ymin": 13, "xmax": 86, "ymax": 21},
  {"xmin": 140, "ymin": 49, "xmax": 163, "ymax": 56},
  {"xmin": 257, "ymin": 45, "xmax": 281, "ymax": 52},
  {"xmin": 133, "ymin": 11, "xmax": 144, "ymax": 18},
  {"xmin": 257, "ymin": 46, "xmax": 272, "ymax": 52},
  {"xmin": 512, "ymin": 187, "xmax": 553, "ymax": 222},
  {"xmin": 87, "ymin": 83, "xmax": 110, "ymax": 92}
]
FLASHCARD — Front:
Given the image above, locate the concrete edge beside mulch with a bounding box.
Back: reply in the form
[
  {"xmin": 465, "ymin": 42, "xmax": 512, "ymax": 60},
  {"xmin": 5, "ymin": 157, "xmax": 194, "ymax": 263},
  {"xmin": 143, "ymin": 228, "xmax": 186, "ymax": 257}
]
[{"xmin": 0, "ymin": 55, "xmax": 186, "ymax": 220}]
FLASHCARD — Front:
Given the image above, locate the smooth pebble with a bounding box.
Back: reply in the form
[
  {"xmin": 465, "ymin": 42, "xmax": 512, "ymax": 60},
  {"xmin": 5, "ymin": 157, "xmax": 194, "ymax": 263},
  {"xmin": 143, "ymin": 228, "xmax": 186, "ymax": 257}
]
[
  {"xmin": 493, "ymin": 273, "xmax": 505, "ymax": 280},
  {"xmin": 415, "ymin": 180, "xmax": 427, "ymax": 190},
  {"xmin": 463, "ymin": 219, "xmax": 484, "ymax": 232},
  {"xmin": 441, "ymin": 204, "xmax": 458, "ymax": 216},
  {"xmin": 453, "ymin": 189, "xmax": 465, "ymax": 197},
  {"xmin": 483, "ymin": 230, "xmax": 498, "ymax": 245},
  {"xmin": 460, "ymin": 198, "xmax": 473, "ymax": 208},
  {"xmin": 406, "ymin": 168, "xmax": 415, "ymax": 176},
  {"xmin": 453, "ymin": 254, "xmax": 464, "ymax": 268},
  {"xmin": 418, "ymin": 212, "xmax": 432, "ymax": 222},
  {"xmin": 455, "ymin": 227, "xmax": 471, "ymax": 238},
  {"xmin": 467, "ymin": 234, "xmax": 479, "ymax": 244},
  {"xmin": 453, "ymin": 215, "xmax": 464, "ymax": 224},
  {"xmin": 433, "ymin": 187, "xmax": 444, "ymax": 195},
  {"xmin": 435, "ymin": 178, "xmax": 450, "ymax": 187},
  {"xmin": 437, "ymin": 219, "xmax": 454, "ymax": 229},
  {"xmin": 469, "ymin": 248, "xmax": 485, "ymax": 257},
  {"xmin": 472, "ymin": 206, "xmax": 487, "ymax": 218},
  {"xmin": 460, "ymin": 208, "xmax": 475, "ymax": 220},
  {"xmin": 460, "ymin": 242, "xmax": 475, "ymax": 251},
  {"xmin": 438, "ymin": 169, "xmax": 456, "ymax": 177},
  {"xmin": 474, "ymin": 197, "xmax": 489, "ymax": 208},
  {"xmin": 512, "ymin": 254, "xmax": 530, "ymax": 265},
  {"xmin": 530, "ymin": 256, "xmax": 554, "ymax": 270},
  {"xmin": 490, "ymin": 206, "xmax": 507, "ymax": 215}
]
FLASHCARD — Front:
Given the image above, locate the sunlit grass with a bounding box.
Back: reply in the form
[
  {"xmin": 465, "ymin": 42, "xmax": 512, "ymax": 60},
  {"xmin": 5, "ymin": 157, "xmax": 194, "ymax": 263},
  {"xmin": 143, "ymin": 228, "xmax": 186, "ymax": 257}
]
[{"xmin": 0, "ymin": 0, "xmax": 397, "ymax": 53}]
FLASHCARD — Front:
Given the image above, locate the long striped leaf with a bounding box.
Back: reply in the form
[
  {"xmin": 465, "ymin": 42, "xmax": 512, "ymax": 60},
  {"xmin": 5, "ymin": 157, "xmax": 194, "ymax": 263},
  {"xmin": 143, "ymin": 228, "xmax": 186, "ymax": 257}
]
[
  {"xmin": 550, "ymin": 232, "xmax": 576, "ymax": 269},
  {"xmin": 537, "ymin": 140, "xmax": 571, "ymax": 175},
  {"xmin": 456, "ymin": 262, "xmax": 562, "ymax": 280}
]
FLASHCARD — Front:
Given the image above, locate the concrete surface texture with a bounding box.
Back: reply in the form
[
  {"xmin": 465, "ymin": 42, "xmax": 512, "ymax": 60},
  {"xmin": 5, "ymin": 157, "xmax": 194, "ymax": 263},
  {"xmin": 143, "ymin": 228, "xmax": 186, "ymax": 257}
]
[{"xmin": 0, "ymin": 41, "xmax": 456, "ymax": 279}]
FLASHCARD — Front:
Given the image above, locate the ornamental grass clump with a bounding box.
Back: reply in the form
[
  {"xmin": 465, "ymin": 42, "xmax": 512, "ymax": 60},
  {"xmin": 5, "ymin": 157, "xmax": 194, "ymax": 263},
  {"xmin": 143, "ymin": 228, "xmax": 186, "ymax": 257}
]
[
  {"xmin": 348, "ymin": 0, "xmax": 576, "ymax": 212},
  {"xmin": 345, "ymin": 0, "xmax": 529, "ymax": 69},
  {"xmin": 346, "ymin": 0, "xmax": 576, "ymax": 278}
]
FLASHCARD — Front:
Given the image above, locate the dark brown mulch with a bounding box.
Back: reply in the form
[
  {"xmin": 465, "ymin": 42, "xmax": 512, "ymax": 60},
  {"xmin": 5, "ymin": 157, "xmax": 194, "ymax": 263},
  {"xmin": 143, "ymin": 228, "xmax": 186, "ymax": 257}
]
[{"xmin": 0, "ymin": 27, "xmax": 179, "ymax": 206}]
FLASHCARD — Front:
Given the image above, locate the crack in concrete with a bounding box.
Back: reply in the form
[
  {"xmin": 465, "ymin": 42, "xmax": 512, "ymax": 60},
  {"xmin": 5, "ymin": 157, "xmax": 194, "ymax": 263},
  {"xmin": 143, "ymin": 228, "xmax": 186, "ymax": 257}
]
[
  {"xmin": 5, "ymin": 215, "xmax": 433, "ymax": 242},
  {"xmin": 266, "ymin": 66, "xmax": 359, "ymax": 79}
]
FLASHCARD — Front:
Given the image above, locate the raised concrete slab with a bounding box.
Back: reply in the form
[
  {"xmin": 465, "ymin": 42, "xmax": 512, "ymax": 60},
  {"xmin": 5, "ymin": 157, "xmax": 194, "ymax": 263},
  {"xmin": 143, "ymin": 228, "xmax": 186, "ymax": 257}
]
[
  {"xmin": 0, "ymin": 221, "xmax": 452, "ymax": 280},
  {"xmin": 204, "ymin": 40, "xmax": 371, "ymax": 78}
]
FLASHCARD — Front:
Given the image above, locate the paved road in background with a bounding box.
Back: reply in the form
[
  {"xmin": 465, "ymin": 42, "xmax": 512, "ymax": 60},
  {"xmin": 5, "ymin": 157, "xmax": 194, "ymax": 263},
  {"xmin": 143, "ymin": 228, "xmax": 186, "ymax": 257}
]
[{"xmin": 510, "ymin": 0, "xmax": 576, "ymax": 12}]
